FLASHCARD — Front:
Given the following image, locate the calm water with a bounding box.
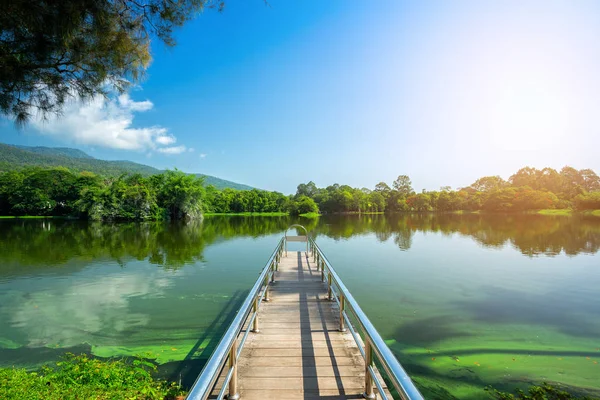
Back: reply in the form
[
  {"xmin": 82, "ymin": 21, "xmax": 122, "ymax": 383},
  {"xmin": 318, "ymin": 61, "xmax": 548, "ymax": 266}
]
[{"xmin": 0, "ymin": 215, "xmax": 599, "ymax": 399}]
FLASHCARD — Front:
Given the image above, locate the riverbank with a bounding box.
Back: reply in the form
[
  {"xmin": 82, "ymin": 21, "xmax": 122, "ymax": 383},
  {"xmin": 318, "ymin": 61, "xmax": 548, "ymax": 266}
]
[
  {"xmin": 2, "ymin": 209, "xmax": 600, "ymax": 220},
  {"xmin": 536, "ymin": 209, "xmax": 600, "ymax": 217},
  {"xmin": 203, "ymin": 212, "xmax": 288, "ymax": 216},
  {"xmin": 0, "ymin": 354, "xmax": 185, "ymax": 400}
]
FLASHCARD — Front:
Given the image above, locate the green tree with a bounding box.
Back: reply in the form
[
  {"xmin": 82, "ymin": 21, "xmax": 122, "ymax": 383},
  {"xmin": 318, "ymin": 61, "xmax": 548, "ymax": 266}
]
[
  {"xmin": 368, "ymin": 192, "xmax": 385, "ymax": 212},
  {"xmin": 1, "ymin": 0, "xmax": 223, "ymax": 124},
  {"xmin": 157, "ymin": 170, "xmax": 205, "ymax": 220},
  {"xmin": 573, "ymin": 192, "xmax": 600, "ymax": 210},
  {"xmin": 296, "ymin": 181, "xmax": 318, "ymax": 198},
  {"xmin": 482, "ymin": 188, "xmax": 518, "ymax": 212},
  {"xmin": 392, "ymin": 175, "xmax": 413, "ymax": 197},
  {"xmin": 509, "ymin": 167, "xmax": 540, "ymax": 189},
  {"xmin": 469, "ymin": 176, "xmax": 507, "ymax": 192},
  {"xmin": 293, "ymin": 196, "xmax": 319, "ymax": 215},
  {"xmin": 374, "ymin": 182, "xmax": 392, "ymax": 195}
]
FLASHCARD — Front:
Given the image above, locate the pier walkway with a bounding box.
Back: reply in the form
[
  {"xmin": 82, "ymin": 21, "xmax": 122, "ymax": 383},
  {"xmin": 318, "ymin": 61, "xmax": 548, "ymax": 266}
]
[
  {"xmin": 186, "ymin": 227, "xmax": 423, "ymax": 400},
  {"xmin": 233, "ymin": 250, "xmax": 382, "ymax": 399}
]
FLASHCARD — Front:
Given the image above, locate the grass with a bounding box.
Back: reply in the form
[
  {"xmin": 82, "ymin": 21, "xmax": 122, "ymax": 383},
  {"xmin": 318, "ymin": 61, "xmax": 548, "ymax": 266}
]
[
  {"xmin": 299, "ymin": 212, "xmax": 320, "ymax": 218},
  {"xmin": 203, "ymin": 212, "xmax": 288, "ymax": 216},
  {"xmin": 0, "ymin": 353, "xmax": 184, "ymax": 400},
  {"xmin": 537, "ymin": 209, "xmax": 574, "ymax": 216},
  {"xmin": 583, "ymin": 210, "xmax": 600, "ymax": 217}
]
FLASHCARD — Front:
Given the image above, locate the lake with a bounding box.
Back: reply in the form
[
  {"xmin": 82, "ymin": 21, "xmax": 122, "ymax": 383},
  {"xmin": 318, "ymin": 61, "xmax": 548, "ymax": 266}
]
[{"xmin": 0, "ymin": 214, "xmax": 599, "ymax": 399}]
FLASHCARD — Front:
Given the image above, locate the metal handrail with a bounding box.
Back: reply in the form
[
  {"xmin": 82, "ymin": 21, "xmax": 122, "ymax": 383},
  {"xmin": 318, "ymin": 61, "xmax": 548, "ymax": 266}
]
[
  {"xmin": 186, "ymin": 237, "xmax": 285, "ymax": 400},
  {"xmin": 308, "ymin": 237, "xmax": 424, "ymax": 400},
  {"xmin": 284, "ymin": 224, "xmax": 309, "ymax": 255}
]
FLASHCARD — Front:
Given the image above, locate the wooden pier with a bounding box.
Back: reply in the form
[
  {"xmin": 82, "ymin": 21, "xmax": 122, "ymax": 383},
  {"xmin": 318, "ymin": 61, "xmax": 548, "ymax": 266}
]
[
  {"xmin": 212, "ymin": 250, "xmax": 390, "ymax": 399},
  {"xmin": 189, "ymin": 231, "xmax": 423, "ymax": 400}
]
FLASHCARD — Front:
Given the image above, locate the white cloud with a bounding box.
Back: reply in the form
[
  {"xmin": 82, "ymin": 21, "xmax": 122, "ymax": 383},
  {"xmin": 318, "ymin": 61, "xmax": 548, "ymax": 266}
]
[
  {"xmin": 32, "ymin": 93, "xmax": 185, "ymax": 153},
  {"xmin": 117, "ymin": 94, "xmax": 153, "ymax": 112},
  {"xmin": 157, "ymin": 145, "xmax": 187, "ymax": 155},
  {"xmin": 6, "ymin": 271, "xmax": 175, "ymax": 347},
  {"xmin": 199, "ymin": 153, "xmax": 207, "ymax": 159},
  {"xmin": 155, "ymin": 135, "xmax": 177, "ymax": 145}
]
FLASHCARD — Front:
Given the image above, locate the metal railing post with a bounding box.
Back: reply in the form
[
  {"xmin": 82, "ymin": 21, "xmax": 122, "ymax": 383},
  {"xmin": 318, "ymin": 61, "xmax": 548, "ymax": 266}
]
[
  {"xmin": 328, "ymin": 273, "xmax": 332, "ymax": 301},
  {"xmin": 364, "ymin": 339, "xmax": 376, "ymax": 399},
  {"xmin": 270, "ymin": 262, "xmax": 275, "ymax": 283},
  {"xmin": 264, "ymin": 276, "xmax": 271, "ymax": 302},
  {"xmin": 252, "ymin": 297, "xmax": 260, "ymax": 333},
  {"xmin": 228, "ymin": 340, "xmax": 240, "ymax": 400},
  {"xmin": 339, "ymin": 293, "xmax": 346, "ymax": 332}
]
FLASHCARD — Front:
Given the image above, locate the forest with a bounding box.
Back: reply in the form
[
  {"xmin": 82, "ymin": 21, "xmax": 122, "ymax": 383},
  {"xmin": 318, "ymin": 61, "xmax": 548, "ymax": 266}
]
[
  {"xmin": 294, "ymin": 166, "xmax": 600, "ymax": 213},
  {"xmin": 0, "ymin": 168, "xmax": 205, "ymax": 220},
  {"xmin": 0, "ymin": 166, "xmax": 599, "ymax": 220}
]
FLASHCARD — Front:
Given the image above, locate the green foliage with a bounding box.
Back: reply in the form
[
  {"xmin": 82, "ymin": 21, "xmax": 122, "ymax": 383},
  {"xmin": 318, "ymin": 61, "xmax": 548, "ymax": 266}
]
[
  {"xmin": 1, "ymin": 0, "xmax": 223, "ymax": 124},
  {"xmin": 158, "ymin": 170, "xmax": 205, "ymax": 220},
  {"xmin": 299, "ymin": 212, "xmax": 320, "ymax": 218},
  {"xmin": 292, "ymin": 196, "xmax": 319, "ymax": 215},
  {"xmin": 488, "ymin": 382, "xmax": 596, "ymax": 399},
  {"xmin": 1, "ymin": 159, "xmax": 598, "ymax": 218},
  {"xmin": 0, "ymin": 166, "xmax": 294, "ymax": 220},
  {"xmin": 392, "ymin": 175, "xmax": 414, "ymax": 196},
  {"xmin": 292, "ymin": 166, "xmax": 599, "ymax": 214},
  {"xmin": 573, "ymin": 192, "xmax": 600, "ymax": 211},
  {"xmin": 0, "ymin": 143, "xmax": 253, "ymax": 190},
  {"xmin": 0, "ymin": 353, "xmax": 183, "ymax": 399},
  {"xmin": 0, "ymin": 167, "xmax": 205, "ymax": 221}
]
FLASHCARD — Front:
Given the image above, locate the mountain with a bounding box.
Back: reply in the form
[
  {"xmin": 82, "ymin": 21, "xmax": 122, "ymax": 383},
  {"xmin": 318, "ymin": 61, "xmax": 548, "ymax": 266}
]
[
  {"xmin": 0, "ymin": 143, "xmax": 254, "ymax": 190},
  {"xmin": 13, "ymin": 145, "xmax": 94, "ymax": 159}
]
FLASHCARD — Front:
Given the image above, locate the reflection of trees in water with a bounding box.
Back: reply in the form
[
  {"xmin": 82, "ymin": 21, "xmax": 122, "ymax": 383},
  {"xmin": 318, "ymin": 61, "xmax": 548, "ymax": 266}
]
[
  {"xmin": 314, "ymin": 214, "xmax": 600, "ymax": 256},
  {"xmin": 0, "ymin": 213, "xmax": 598, "ymax": 276},
  {"xmin": 0, "ymin": 217, "xmax": 320, "ymax": 276}
]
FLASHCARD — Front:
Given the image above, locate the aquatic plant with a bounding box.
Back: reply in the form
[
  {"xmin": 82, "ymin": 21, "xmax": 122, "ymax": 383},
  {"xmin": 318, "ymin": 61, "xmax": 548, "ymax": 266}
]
[{"xmin": 0, "ymin": 353, "xmax": 184, "ymax": 400}]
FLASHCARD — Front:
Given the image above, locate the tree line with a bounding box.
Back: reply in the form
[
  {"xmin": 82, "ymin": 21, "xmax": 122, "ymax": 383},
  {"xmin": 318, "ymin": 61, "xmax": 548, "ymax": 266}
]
[
  {"xmin": 0, "ymin": 167, "xmax": 315, "ymax": 219},
  {"xmin": 295, "ymin": 166, "xmax": 600, "ymax": 213},
  {"xmin": 0, "ymin": 167, "xmax": 205, "ymax": 220},
  {"xmin": 0, "ymin": 165, "xmax": 598, "ymax": 219},
  {"xmin": 2, "ymin": 214, "xmax": 598, "ymax": 276}
]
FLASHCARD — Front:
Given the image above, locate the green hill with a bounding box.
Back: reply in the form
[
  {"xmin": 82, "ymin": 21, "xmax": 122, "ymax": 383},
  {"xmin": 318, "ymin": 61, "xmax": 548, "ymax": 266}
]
[
  {"xmin": 13, "ymin": 145, "xmax": 94, "ymax": 159},
  {"xmin": 0, "ymin": 143, "xmax": 253, "ymax": 190}
]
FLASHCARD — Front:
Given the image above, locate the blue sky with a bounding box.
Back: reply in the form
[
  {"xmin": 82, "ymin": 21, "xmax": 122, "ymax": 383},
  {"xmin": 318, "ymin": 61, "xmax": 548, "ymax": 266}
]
[{"xmin": 2, "ymin": 0, "xmax": 600, "ymax": 193}]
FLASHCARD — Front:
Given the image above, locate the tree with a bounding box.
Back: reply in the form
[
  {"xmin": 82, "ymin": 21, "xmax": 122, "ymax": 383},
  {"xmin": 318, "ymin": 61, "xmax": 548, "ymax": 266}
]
[
  {"xmin": 580, "ymin": 169, "xmax": 600, "ymax": 192},
  {"xmin": 482, "ymin": 188, "xmax": 518, "ymax": 212},
  {"xmin": 368, "ymin": 192, "xmax": 385, "ymax": 212},
  {"xmin": 296, "ymin": 181, "xmax": 318, "ymax": 198},
  {"xmin": 509, "ymin": 167, "xmax": 540, "ymax": 189},
  {"xmin": 295, "ymin": 196, "xmax": 319, "ymax": 215},
  {"xmin": 573, "ymin": 192, "xmax": 600, "ymax": 210},
  {"xmin": 392, "ymin": 175, "xmax": 413, "ymax": 197},
  {"xmin": 374, "ymin": 182, "xmax": 391, "ymax": 194},
  {"xmin": 1, "ymin": 0, "xmax": 223, "ymax": 124},
  {"xmin": 157, "ymin": 170, "xmax": 205, "ymax": 220},
  {"xmin": 469, "ymin": 176, "xmax": 507, "ymax": 192}
]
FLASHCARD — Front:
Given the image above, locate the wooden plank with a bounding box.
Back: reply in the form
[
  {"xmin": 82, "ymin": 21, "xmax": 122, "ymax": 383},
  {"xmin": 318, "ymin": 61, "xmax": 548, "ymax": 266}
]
[
  {"xmin": 229, "ymin": 251, "xmax": 389, "ymax": 399},
  {"xmin": 239, "ymin": 376, "xmax": 365, "ymax": 390},
  {"xmin": 240, "ymin": 365, "xmax": 364, "ymax": 378},
  {"xmin": 241, "ymin": 347, "xmax": 362, "ymax": 358}
]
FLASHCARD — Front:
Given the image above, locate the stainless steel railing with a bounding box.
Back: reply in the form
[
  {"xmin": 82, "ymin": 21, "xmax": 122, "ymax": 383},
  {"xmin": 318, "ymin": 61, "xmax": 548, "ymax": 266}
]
[
  {"xmin": 308, "ymin": 237, "xmax": 424, "ymax": 400},
  {"xmin": 187, "ymin": 232, "xmax": 423, "ymax": 400},
  {"xmin": 186, "ymin": 237, "xmax": 285, "ymax": 400}
]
